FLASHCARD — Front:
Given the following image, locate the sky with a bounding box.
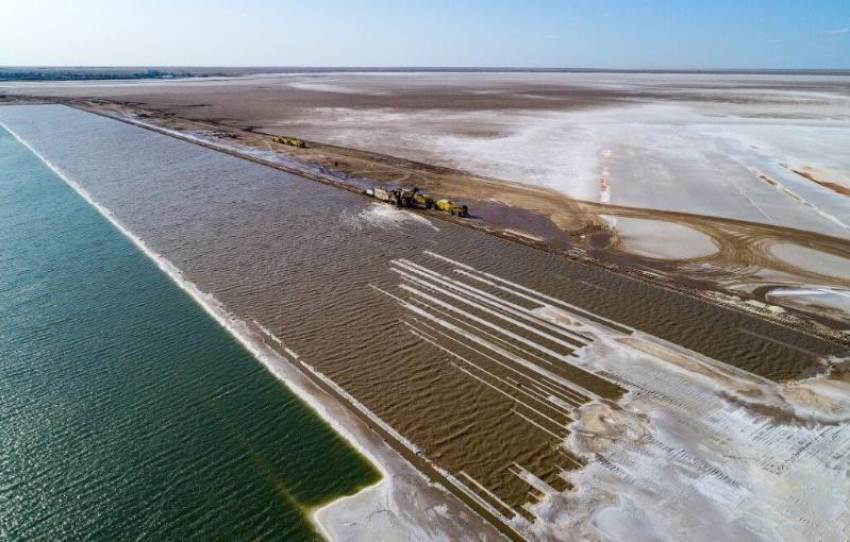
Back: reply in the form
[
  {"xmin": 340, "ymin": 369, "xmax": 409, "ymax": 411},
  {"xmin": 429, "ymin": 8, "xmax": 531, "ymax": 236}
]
[{"xmin": 2, "ymin": 0, "xmax": 849, "ymax": 69}]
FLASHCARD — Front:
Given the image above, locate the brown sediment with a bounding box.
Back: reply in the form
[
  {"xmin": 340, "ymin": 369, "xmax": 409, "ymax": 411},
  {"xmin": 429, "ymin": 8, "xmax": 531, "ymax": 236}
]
[{"xmin": 788, "ymin": 166, "xmax": 850, "ymax": 197}]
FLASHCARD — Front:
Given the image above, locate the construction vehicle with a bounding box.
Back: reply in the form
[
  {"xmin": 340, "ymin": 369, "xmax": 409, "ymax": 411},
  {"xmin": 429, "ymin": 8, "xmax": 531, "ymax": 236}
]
[
  {"xmin": 368, "ymin": 186, "xmax": 424, "ymax": 208},
  {"xmin": 273, "ymin": 135, "xmax": 306, "ymax": 148},
  {"xmin": 435, "ymin": 199, "xmax": 469, "ymax": 217},
  {"xmin": 412, "ymin": 189, "xmax": 435, "ymax": 209},
  {"xmin": 366, "ymin": 186, "xmax": 467, "ymax": 217}
]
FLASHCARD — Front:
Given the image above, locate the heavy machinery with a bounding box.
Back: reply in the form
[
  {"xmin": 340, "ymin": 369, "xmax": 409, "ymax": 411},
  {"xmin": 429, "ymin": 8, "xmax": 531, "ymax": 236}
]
[
  {"xmin": 273, "ymin": 135, "xmax": 306, "ymax": 148},
  {"xmin": 366, "ymin": 186, "xmax": 468, "ymax": 217},
  {"xmin": 370, "ymin": 187, "xmax": 392, "ymax": 202},
  {"xmin": 412, "ymin": 190, "xmax": 435, "ymax": 209},
  {"xmin": 368, "ymin": 186, "xmax": 425, "ymax": 208},
  {"xmin": 435, "ymin": 198, "xmax": 469, "ymax": 217}
]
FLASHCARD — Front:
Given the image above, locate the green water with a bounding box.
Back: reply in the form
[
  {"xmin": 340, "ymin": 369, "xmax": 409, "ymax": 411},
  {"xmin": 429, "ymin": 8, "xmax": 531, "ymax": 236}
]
[{"xmin": 0, "ymin": 126, "xmax": 379, "ymax": 540}]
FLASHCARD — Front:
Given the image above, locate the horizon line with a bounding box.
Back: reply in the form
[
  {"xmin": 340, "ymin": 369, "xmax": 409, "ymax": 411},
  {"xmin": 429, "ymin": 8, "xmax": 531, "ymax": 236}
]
[{"xmin": 2, "ymin": 65, "xmax": 850, "ymax": 73}]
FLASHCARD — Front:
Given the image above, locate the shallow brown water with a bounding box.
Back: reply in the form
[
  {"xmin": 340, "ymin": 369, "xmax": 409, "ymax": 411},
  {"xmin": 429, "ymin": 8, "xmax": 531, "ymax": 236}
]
[{"xmin": 2, "ymin": 104, "xmax": 845, "ymax": 516}]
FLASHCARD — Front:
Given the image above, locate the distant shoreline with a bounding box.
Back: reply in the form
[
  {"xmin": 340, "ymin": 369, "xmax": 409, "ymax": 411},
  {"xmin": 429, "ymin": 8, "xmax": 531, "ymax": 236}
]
[{"xmin": 2, "ymin": 66, "xmax": 850, "ymax": 82}]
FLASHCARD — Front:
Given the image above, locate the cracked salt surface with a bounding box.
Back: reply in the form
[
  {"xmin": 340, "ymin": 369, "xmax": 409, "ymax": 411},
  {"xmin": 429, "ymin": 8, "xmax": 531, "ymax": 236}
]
[{"xmin": 525, "ymin": 306, "xmax": 850, "ymax": 541}]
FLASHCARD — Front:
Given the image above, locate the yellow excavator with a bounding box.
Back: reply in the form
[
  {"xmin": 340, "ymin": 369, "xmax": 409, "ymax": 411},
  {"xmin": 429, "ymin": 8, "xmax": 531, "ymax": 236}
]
[{"xmin": 435, "ymin": 198, "xmax": 469, "ymax": 217}]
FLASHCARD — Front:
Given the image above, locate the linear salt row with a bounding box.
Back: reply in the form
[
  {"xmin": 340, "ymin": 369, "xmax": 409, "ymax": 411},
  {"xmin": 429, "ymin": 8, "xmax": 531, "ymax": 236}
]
[
  {"xmin": 393, "ymin": 259, "xmax": 589, "ymax": 345},
  {"xmin": 400, "ymin": 283, "xmax": 590, "ymax": 404},
  {"xmin": 393, "ymin": 260, "xmax": 588, "ymax": 347},
  {"xmin": 398, "ymin": 290, "xmax": 599, "ymax": 401},
  {"xmin": 449, "ymin": 361, "xmax": 569, "ymax": 433},
  {"xmin": 409, "ymin": 327, "xmax": 570, "ymax": 429},
  {"xmin": 448, "ymin": 473, "xmax": 517, "ymax": 524},
  {"xmin": 408, "ymin": 314, "xmax": 586, "ymax": 409},
  {"xmin": 300, "ymin": 361, "xmax": 423, "ymax": 455},
  {"xmin": 401, "ymin": 283, "xmax": 599, "ymax": 403},
  {"xmin": 408, "ymin": 324, "xmax": 573, "ymax": 424},
  {"xmin": 458, "ymin": 471, "xmax": 520, "ymax": 520},
  {"xmin": 509, "ymin": 463, "xmax": 559, "ymax": 496},
  {"xmin": 412, "ymin": 298, "xmax": 567, "ymax": 372},
  {"xmin": 512, "ymin": 408, "xmax": 566, "ymax": 440},
  {"xmin": 421, "ymin": 252, "xmax": 633, "ymax": 335},
  {"xmin": 400, "ymin": 283, "xmax": 579, "ymax": 366},
  {"xmin": 410, "ymin": 311, "xmax": 587, "ymax": 410},
  {"xmin": 394, "ymin": 268, "xmax": 583, "ymax": 356}
]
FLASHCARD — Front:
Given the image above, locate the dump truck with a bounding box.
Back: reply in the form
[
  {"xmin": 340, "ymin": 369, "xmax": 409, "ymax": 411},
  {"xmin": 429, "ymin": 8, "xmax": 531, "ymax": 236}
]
[{"xmin": 273, "ymin": 135, "xmax": 306, "ymax": 148}]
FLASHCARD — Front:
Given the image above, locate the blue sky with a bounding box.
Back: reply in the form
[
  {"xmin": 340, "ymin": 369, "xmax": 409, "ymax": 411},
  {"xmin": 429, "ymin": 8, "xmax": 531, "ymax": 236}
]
[{"xmin": 2, "ymin": 0, "xmax": 848, "ymax": 69}]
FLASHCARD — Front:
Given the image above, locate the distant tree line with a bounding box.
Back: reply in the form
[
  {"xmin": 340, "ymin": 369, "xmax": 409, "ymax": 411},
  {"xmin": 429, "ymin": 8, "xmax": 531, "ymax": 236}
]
[{"xmin": 0, "ymin": 69, "xmax": 201, "ymax": 81}]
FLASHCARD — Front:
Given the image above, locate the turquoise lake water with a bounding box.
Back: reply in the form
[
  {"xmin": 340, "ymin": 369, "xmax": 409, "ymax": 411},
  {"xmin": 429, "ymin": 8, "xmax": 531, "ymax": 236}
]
[{"xmin": 0, "ymin": 125, "xmax": 378, "ymax": 540}]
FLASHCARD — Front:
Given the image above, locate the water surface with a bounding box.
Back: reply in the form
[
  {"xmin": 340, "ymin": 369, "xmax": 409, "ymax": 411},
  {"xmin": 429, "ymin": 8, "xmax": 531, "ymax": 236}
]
[{"xmin": 0, "ymin": 124, "xmax": 378, "ymax": 541}]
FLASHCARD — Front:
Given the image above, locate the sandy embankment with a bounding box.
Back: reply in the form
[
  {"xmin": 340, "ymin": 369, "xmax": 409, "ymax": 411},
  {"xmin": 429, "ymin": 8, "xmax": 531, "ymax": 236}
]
[{"xmin": 0, "ymin": 120, "xmax": 507, "ymax": 542}]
